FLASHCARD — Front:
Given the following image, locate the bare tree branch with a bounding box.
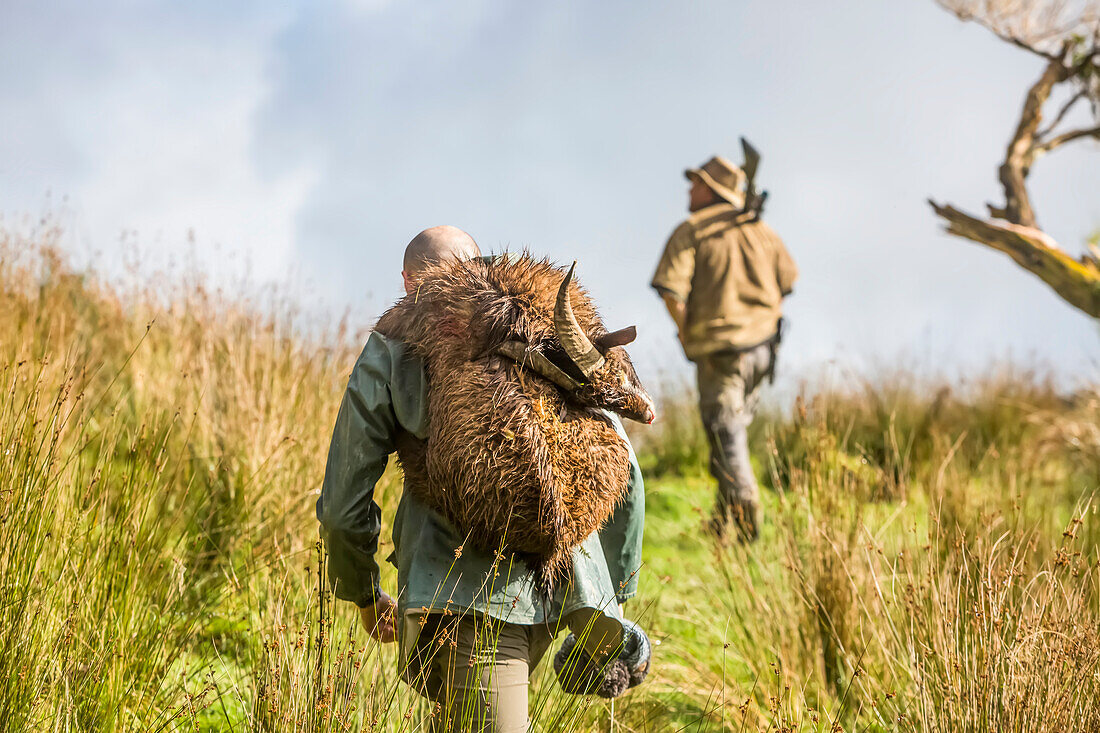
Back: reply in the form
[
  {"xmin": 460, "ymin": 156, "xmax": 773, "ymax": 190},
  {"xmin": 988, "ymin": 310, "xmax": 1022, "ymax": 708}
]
[
  {"xmin": 997, "ymin": 54, "xmax": 1069, "ymax": 227},
  {"xmin": 1037, "ymin": 89, "xmax": 1087, "ymax": 136},
  {"xmin": 931, "ymin": 0, "xmax": 1100, "ymax": 319},
  {"xmin": 1035, "ymin": 123, "xmax": 1100, "ymax": 152},
  {"xmin": 937, "ymin": 0, "xmax": 1100, "ymax": 57},
  {"xmin": 1003, "ymin": 33, "xmax": 1065, "ymax": 61},
  {"xmin": 930, "ymin": 201, "xmax": 1100, "ymax": 317}
]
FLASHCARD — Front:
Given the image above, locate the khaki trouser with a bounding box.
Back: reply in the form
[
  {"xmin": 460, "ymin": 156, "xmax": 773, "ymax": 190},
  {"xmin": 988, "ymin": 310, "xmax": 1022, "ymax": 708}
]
[
  {"xmin": 696, "ymin": 341, "xmax": 774, "ymax": 541},
  {"xmin": 402, "ymin": 610, "xmax": 621, "ymax": 732}
]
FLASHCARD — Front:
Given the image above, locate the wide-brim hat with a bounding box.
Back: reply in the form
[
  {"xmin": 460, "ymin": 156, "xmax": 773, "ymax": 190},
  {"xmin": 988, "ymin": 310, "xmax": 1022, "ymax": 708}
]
[{"xmin": 685, "ymin": 155, "xmax": 746, "ymax": 208}]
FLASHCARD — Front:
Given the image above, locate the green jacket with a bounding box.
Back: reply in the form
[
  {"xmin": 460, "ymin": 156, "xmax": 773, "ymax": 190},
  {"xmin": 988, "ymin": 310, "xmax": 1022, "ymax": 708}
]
[{"xmin": 317, "ymin": 331, "xmax": 645, "ymax": 624}]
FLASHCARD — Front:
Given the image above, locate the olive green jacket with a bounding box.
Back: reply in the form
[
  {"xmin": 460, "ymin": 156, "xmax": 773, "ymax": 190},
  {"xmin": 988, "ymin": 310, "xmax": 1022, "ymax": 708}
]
[{"xmin": 317, "ymin": 331, "xmax": 645, "ymax": 624}]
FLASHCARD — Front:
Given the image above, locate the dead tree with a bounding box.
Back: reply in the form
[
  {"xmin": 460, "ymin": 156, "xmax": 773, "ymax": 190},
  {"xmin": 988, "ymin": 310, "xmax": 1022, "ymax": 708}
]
[{"xmin": 930, "ymin": 0, "xmax": 1100, "ymax": 317}]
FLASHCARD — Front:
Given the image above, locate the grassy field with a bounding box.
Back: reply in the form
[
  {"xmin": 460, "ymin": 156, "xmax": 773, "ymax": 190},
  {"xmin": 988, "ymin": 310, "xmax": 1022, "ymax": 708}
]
[{"xmin": 2, "ymin": 224, "xmax": 1099, "ymax": 731}]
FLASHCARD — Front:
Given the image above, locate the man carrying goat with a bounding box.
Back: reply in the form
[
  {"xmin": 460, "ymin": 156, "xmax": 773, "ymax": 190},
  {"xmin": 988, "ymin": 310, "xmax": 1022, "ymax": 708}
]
[{"xmin": 318, "ymin": 226, "xmax": 652, "ymax": 732}]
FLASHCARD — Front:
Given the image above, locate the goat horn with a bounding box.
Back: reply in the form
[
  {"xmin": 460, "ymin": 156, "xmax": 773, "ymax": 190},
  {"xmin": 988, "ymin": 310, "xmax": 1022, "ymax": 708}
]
[
  {"xmin": 496, "ymin": 341, "xmax": 582, "ymax": 391},
  {"xmin": 554, "ymin": 262, "xmax": 605, "ymax": 378},
  {"xmin": 595, "ymin": 326, "xmax": 637, "ymax": 350}
]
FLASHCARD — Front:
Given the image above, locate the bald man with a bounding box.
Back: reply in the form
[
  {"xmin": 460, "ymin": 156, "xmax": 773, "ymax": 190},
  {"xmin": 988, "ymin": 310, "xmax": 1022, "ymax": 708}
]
[
  {"xmin": 401, "ymin": 224, "xmax": 480, "ymax": 293},
  {"xmin": 317, "ymin": 226, "xmax": 645, "ymax": 731}
]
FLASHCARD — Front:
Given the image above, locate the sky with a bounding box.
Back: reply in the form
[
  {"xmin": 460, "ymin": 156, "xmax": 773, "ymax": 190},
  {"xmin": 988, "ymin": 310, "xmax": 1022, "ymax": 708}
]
[{"xmin": 2, "ymin": 0, "xmax": 1098, "ymax": 391}]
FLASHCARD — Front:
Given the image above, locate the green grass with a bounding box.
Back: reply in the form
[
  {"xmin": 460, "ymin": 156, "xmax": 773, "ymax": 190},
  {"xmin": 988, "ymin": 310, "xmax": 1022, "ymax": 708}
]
[{"xmin": 2, "ymin": 225, "xmax": 1099, "ymax": 731}]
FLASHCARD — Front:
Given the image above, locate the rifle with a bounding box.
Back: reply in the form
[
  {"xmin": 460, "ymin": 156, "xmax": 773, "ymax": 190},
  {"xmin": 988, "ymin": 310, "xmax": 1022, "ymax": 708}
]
[{"xmin": 740, "ymin": 137, "xmax": 768, "ymax": 221}]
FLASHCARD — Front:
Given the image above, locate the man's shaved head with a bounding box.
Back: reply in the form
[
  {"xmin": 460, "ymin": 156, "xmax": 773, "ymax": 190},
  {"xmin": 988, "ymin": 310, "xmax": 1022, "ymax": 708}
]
[{"xmin": 403, "ymin": 225, "xmax": 481, "ymax": 275}]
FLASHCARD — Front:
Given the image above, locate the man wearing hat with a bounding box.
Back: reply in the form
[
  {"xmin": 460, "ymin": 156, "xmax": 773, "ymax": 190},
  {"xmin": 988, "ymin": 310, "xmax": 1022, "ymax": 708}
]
[{"xmin": 651, "ymin": 154, "xmax": 798, "ymax": 541}]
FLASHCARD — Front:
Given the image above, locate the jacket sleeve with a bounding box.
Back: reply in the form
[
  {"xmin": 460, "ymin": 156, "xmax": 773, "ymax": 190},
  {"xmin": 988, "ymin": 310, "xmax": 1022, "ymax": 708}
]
[
  {"xmin": 600, "ymin": 415, "xmax": 646, "ymax": 604},
  {"xmin": 775, "ymin": 236, "xmax": 799, "ymax": 297},
  {"xmin": 650, "ymin": 221, "xmax": 696, "ymax": 302},
  {"xmin": 316, "ymin": 332, "xmax": 399, "ymax": 607}
]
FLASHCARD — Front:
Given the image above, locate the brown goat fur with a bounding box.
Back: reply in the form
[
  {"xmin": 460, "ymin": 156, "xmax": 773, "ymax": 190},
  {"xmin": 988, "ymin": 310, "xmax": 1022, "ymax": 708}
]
[{"xmin": 374, "ymin": 254, "xmax": 653, "ymax": 589}]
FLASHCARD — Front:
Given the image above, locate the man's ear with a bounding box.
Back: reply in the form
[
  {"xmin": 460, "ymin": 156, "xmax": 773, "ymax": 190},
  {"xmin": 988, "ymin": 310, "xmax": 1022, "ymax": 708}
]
[{"xmin": 401, "ymin": 271, "xmax": 412, "ymax": 295}]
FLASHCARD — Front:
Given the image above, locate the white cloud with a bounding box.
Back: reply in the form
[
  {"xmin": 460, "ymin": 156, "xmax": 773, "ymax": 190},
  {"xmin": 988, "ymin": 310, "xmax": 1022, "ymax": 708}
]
[{"xmin": 0, "ymin": 1, "xmax": 317, "ymax": 284}]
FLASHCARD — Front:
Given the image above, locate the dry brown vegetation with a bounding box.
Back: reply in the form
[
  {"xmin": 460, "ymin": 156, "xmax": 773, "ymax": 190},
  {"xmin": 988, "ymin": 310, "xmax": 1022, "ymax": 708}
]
[{"xmin": 2, "ymin": 223, "xmax": 1099, "ymax": 731}]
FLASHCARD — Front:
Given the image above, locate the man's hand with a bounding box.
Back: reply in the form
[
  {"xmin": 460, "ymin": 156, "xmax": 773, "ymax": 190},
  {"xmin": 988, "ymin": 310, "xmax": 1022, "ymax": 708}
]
[{"xmin": 359, "ymin": 591, "xmax": 398, "ymax": 643}]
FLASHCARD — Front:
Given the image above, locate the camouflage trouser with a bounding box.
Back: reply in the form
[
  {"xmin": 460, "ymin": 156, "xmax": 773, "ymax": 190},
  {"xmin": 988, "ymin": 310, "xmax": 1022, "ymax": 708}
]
[{"xmin": 696, "ymin": 342, "xmax": 774, "ymax": 541}]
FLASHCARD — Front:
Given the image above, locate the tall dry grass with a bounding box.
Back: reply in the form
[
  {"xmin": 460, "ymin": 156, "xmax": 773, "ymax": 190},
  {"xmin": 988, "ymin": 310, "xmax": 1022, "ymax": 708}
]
[
  {"xmin": 0, "ymin": 222, "xmax": 408, "ymax": 730},
  {"xmin": 1, "ymin": 222, "xmax": 1099, "ymax": 731},
  {"xmin": 629, "ymin": 351, "xmax": 1100, "ymax": 731}
]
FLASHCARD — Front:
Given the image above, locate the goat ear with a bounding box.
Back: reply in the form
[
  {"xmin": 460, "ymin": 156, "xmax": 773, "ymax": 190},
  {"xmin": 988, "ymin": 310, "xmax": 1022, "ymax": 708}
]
[{"xmin": 595, "ymin": 326, "xmax": 637, "ymax": 350}]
